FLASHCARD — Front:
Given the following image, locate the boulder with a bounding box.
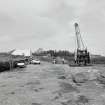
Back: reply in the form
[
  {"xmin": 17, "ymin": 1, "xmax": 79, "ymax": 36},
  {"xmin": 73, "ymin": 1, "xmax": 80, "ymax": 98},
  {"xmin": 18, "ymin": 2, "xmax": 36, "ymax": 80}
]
[{"xmin": 72, "ymin": 72, "xmax": 89, "ymax": 83}]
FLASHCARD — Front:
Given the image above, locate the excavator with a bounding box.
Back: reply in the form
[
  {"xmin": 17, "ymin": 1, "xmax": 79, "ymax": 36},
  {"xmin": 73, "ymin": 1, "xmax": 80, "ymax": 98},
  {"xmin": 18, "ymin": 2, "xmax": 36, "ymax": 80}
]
[{"xmin": 74, "ymin": 23, "xmax": 90, "ymax": 66}]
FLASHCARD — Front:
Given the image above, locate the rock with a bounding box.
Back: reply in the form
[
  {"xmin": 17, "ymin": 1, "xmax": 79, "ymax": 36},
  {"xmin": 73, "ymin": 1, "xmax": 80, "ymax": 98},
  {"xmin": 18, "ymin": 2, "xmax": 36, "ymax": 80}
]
[
  {"xmin": 72, "ymin": 73, "xmax": 88, "ymax": 83},
  {"xmin": 59, "ymin": 82, "xmax": 79, "ymax": 93},
  {"xmin": 87, "ymin": 69, "xmax": 100, "ymax": 80},
  {"xmin": 31, "ymin": 103, "xmax": 41, "ymax": 105},
  {"xmin": 76, "ymin": 95, "xmax": 89, "ymax": 105},
  {"xmin": 58, "ymin": 75, "xmax": 66, "ymax": 79},
  {"xmin": 97, "ymin": 75, "xmax": 105, "ymax": 84},
  {"xmin": 72, "ymin": 69, "xmax": 101, "ymax": 84}
]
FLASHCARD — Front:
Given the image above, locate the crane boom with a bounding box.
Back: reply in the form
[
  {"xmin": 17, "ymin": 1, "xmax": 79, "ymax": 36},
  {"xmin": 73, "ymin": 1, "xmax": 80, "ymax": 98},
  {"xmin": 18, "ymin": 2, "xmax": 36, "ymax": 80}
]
[
  {"xmin": 74, "ymin": 23, "xmax": 85, "ymax": 50},
  {"xmin": 74, "ymin": 23, "xmax": 90, "ymax": 66}
]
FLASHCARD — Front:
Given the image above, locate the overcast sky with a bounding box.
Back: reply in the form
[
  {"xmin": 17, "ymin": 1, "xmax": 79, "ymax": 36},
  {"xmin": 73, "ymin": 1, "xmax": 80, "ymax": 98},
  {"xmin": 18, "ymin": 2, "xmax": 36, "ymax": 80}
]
[{"xmin": 0, "ymin": 0, "xmax": 105, "ymax": 55}]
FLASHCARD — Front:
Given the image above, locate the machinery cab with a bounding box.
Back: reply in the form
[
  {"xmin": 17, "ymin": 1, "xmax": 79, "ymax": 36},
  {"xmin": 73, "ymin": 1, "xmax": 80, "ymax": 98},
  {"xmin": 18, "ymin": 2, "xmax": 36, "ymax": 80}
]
[{"xmin": 75, "ymin": 49, "xmax": 90, "ymax": 65}]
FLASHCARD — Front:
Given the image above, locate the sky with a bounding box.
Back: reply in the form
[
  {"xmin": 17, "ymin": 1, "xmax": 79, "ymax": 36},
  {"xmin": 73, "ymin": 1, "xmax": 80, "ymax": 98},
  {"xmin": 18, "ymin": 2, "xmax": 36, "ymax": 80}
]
[{"xmin": 0, "ymin": 0, "xmax": 105, "ymax": 55}]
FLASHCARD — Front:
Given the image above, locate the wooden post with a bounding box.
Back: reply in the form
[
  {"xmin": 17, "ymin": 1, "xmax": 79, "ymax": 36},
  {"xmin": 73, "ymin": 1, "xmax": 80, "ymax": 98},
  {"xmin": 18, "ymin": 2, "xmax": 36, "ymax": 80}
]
[{"xmin": 9, "ymin": 54, "xmax": 13, "ymax": 70}]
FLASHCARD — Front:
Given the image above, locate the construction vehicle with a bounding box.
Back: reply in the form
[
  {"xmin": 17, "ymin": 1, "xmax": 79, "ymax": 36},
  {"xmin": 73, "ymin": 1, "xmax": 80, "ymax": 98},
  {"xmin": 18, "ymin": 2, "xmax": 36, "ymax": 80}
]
[{"xmin": 74, "ymin": 23, "xmax": 90, "ymax": 66}]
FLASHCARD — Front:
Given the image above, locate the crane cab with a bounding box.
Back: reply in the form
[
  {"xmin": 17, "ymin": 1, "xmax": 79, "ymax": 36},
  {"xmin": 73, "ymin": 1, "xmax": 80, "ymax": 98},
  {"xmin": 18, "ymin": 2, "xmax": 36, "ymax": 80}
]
[{"xmin": 75, "ymin": 49, "xmax": 90, "ymax": 66}]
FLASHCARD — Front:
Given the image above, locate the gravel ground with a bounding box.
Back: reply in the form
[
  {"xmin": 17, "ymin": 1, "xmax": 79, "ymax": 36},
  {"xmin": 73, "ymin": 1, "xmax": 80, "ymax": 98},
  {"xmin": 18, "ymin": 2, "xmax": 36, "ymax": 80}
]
[{"xmin": 0, "ymin": 62, "xmax": 105, "ymax": 105}]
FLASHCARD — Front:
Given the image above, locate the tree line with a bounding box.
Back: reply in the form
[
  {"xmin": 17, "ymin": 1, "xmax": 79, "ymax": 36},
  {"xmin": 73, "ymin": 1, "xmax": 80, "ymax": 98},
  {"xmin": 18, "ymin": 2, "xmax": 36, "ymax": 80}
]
[{"xmin": 33, "ymin": 50, "xmax": 74, "ymax": 57}]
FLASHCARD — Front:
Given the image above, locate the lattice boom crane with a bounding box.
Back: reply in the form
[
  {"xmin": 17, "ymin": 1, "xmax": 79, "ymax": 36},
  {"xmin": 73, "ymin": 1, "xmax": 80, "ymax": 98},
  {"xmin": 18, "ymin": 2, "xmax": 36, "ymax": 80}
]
[{"xmin": 74, "ymin": 23, "xmax": 90, "ymax": 66}]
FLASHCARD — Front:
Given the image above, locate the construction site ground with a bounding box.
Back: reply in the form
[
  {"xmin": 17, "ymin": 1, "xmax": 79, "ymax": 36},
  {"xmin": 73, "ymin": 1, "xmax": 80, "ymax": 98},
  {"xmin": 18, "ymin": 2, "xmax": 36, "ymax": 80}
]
[{"xmin": 0, "ymin": 62, "xmax": 105, "ymax": 105}]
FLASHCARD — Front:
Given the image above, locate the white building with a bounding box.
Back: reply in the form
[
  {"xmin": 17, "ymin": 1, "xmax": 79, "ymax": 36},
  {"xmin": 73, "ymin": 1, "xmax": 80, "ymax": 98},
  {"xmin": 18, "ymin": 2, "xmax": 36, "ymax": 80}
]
[{"xmin": 11, "ymin": 49, "xmax": 32, "ymax": 57}]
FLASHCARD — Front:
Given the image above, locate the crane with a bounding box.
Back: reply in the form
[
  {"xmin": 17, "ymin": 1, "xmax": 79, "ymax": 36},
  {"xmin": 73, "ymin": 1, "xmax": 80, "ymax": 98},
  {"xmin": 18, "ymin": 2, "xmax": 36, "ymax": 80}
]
[{"xmin": 74, "ymin": 23, "xmax": 90, "ymax": 66}]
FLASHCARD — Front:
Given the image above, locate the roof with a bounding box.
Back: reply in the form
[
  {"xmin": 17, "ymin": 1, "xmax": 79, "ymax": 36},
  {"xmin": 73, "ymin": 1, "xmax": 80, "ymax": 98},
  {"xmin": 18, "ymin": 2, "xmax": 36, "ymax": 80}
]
[{"xmin": 11, "ymin": 49, "xmax": 32, "ymax": 56}]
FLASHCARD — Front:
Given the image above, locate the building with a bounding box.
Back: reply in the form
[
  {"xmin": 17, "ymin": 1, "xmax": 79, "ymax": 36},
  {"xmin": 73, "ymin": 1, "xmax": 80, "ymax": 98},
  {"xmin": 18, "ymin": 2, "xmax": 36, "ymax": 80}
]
[{"xmin": 11, "ymin": 49, "xmax": 32, "ymax": 57}]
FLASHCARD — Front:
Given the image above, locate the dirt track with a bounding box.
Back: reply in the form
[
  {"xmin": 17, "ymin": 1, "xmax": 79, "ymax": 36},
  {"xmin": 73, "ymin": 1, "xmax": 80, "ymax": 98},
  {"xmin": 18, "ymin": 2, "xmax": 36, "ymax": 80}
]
[{"xmin": 0, "ymin": 62, "xmax": 105, "ymax": 105}]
